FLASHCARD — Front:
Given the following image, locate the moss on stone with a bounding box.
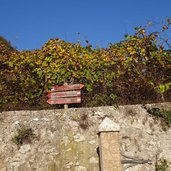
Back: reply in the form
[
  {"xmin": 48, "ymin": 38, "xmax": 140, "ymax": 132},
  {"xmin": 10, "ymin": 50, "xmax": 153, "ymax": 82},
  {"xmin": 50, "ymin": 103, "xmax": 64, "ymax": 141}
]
[{"xmin": 48, "ymin": 131, "xmax": 98, "ymax": 171}]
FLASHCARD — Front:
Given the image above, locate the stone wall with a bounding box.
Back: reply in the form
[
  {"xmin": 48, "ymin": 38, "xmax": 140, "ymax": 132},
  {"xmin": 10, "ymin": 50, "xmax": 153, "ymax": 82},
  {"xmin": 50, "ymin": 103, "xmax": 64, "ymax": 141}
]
[{"xmin": 0, "ymin": 102, "xmax": 171, "ymax": 171}]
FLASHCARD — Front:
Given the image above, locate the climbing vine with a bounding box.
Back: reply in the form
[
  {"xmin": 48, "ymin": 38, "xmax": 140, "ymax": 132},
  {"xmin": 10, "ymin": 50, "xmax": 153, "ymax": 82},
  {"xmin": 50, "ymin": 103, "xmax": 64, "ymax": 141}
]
[{"xmin": 0, "ymin": 19, "xmax": 171, "ymax": 110}]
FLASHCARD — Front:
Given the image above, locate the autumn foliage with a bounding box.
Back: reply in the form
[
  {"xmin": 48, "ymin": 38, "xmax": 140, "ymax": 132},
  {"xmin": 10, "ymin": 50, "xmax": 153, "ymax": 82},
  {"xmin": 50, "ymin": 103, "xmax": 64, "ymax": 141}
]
[{"xmin": 0, "ymin": 20, "xmax": 171, "ymax": 110}]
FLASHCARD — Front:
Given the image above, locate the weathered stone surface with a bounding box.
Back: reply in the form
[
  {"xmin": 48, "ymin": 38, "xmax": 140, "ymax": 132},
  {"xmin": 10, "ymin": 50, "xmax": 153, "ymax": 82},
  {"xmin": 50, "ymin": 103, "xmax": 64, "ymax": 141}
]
[
  {"xmin": 73, "ymin": 133, "xmax": 85, "ymax": 142},
  {"xmin": 0, "ymin": 102, "xmax": 171, "ymax": 171},
  {"xmin": 76, "ymin": 165, "xmax": 87, "ymax": 171},
  {"xmin": 98, "ymin": 117, "xmax": 120, "ymax": 132},
  {"xmin": 19, "ymin": 144, "xmax": 31, "ymax": 154}
]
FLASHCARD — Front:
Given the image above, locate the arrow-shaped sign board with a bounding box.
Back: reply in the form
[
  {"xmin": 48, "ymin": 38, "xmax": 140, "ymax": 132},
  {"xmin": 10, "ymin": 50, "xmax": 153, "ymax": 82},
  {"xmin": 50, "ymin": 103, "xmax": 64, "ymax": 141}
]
[
  {"xmin": 51, "ymin": 84, "xmax": 84, "ymax": 92},
  {"xmin": 47, "ymin": 84, "xmax": 84, "ymax": 105},
  {"xmin": 47, "ymin": 97, "xmax": 81, "ymax": 105},
  {"xmin": 47, "ymin": 90, "xmax": 81, "ymax": 99}
]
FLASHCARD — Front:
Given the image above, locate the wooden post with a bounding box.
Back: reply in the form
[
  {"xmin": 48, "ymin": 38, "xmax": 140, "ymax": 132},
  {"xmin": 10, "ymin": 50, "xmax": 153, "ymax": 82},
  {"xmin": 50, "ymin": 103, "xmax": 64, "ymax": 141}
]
[{"xmin": 98, "ymin": 117, "xmax": 122, "ymax": 171}]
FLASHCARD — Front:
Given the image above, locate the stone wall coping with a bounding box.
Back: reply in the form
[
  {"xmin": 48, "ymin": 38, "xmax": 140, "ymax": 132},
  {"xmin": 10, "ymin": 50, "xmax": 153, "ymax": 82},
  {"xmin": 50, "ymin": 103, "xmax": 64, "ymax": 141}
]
[{"xmin": 98, "ymin": 117, "xmax": 120, "ymax": 132}]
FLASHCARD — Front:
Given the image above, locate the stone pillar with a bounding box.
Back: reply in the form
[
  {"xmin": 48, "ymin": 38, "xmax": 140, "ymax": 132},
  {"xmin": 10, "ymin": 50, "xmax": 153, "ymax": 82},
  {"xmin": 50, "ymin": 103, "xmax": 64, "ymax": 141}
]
[{"xmin": 98, "ymin": 117, "xmax": 122, "ymax": 171}]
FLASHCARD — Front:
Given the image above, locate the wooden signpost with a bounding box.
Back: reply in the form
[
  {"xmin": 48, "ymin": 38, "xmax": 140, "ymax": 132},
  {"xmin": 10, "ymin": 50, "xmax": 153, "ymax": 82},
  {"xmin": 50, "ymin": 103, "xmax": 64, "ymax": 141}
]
[{"xmin": 47, "ymin": 84, "xmax": 84, "ymax": 108}]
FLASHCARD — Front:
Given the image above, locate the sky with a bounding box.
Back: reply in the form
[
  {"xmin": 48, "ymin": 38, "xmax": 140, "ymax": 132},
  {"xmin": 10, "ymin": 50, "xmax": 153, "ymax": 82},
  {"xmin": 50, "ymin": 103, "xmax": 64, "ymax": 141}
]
[{"xmin": 0, "ymin": 0, "xmax": 171, "ymax": 50}]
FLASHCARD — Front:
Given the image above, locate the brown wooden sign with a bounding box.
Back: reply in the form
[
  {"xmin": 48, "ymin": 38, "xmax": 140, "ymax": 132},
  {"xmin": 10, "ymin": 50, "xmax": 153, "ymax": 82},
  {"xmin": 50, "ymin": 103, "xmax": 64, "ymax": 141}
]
[
  {"xmin": 51, "ymin": 84, "xmax": 84, "ymax": 92},
  {"xmin": 47, "ymin": 97, "xmax": 81, "ymax": 105},
  {"xmin": 47, "ymin": 84, "xmax": 84, "ymax": 105},
  {"xmin": 47, "ymin": 90, "xmax": 81, "ymax": 99}
]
